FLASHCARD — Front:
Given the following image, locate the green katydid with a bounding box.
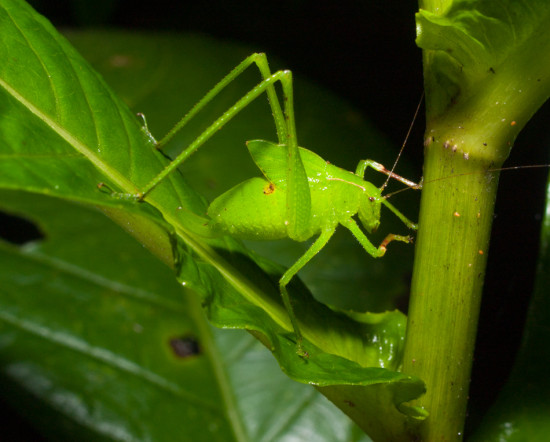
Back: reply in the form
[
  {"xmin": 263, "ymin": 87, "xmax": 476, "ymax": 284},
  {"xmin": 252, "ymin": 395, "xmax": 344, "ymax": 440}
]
[{"xmin": 134, "ymin": 53, "xmax": 420, "ymax": 356}]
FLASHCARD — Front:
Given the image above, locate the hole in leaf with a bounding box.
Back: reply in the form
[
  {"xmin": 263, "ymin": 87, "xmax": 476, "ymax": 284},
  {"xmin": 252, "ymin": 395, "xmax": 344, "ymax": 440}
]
[
  {"xmin": 169, "ymin": 335, "xmax": 201, "ymax": 358},
  {"xmin": 0, "ymin": 212, "xmax": 44, "ymax": 245}
]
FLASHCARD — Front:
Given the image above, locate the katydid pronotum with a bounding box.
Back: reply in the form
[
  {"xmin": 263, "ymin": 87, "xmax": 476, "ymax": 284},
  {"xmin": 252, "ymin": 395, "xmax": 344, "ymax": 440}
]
[{"xmin": 132, "ymin": 53, "xmax": 421, "ymax": 356}]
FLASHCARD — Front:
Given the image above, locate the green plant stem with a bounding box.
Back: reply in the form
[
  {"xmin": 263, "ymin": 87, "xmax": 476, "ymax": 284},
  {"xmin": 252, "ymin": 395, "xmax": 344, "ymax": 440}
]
[
  {"xmin": 401, "ymin": 1, "xmax": 550, "ymax": 436},
  {"xmin": 402, "ymin": 134, "xmax": 499, "ymax": 440},
  {"xmin": 469, "ymin": 184, "xmax": 550, "ymax": 439},
  {"xmin": 400, "ymin": 43, "xmax": 515, "ymax": 440}
]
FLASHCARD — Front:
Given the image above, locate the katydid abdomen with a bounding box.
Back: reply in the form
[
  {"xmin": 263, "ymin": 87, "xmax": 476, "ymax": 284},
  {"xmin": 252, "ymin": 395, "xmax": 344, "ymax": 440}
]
[
  {"xmin": 207, "ymin": 143, "xmax": 382, "ymax": 243},
  {"xmin": 207, "ymin": 176, "xmax": 293, "ymax": 240}
]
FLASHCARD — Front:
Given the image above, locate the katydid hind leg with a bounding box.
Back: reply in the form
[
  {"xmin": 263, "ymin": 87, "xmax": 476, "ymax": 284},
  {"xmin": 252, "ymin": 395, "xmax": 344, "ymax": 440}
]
[
  {"xmin": 156, "ymin": 53, "xmax": 286, "ymax": 150},
  {"xmin": 279, "ymin": 226, "xmax": 336, "ymax": 356},
  {"xmin": 275, "ymin": 70, "xmax": 311, "ymax": 242},
  {"xmin": 138, "ymin": 56, "xmax": 296, "ymax": 198}
]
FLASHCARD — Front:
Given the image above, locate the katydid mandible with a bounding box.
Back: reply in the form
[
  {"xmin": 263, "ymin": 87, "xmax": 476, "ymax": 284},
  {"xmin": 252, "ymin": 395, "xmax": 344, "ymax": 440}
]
[{"xmin": 136, "ymin": 53, "xmax": 420, "ymax": 356}]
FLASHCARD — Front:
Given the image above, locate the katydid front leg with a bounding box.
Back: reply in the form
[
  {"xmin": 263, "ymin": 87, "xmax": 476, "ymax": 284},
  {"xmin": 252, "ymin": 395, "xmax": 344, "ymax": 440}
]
[
  {"xmin": 355, "ymin": 159, "xmax": 420, "ymax": 229},
  {"xmin": 355, "ymin": 159, "xmax": 421, "ymax": 190}
]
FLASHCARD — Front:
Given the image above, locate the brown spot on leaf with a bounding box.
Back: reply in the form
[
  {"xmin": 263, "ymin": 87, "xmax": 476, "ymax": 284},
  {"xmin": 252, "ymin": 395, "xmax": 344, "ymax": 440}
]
[{"xmin": 169, "ymin": 335, "xmax": 201, "ymax": 358}]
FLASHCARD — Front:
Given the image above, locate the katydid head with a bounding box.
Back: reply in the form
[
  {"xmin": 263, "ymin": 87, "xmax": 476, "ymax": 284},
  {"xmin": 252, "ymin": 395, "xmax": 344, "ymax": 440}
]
[{"xmin": 358, "ymin": 183, "xmax": 382, "ymax": 233}]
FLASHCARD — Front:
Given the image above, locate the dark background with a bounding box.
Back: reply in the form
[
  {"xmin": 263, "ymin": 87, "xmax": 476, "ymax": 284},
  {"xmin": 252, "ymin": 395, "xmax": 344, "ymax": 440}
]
[{"xmin": 2, "ymin": 0, "xmax": 549, "ymax": 438}]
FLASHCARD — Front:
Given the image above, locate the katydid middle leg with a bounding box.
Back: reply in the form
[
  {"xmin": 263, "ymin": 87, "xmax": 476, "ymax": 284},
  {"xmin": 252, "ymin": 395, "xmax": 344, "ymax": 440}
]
[
  {"xmin": 279, "ymin": 226, "xmax": 337, "ymax": 356},
  {"xmin": 342, "ymin": 218, "xmax": 413, "ymax": 256}
]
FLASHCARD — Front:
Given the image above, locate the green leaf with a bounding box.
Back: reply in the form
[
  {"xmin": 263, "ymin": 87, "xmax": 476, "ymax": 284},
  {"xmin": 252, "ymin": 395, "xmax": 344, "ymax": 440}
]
[
  {"xmin": 416, "ymin": 0, "xmax": 550, "ymax": 128},
  {"xmin": 0, "ymin": 190, "xmax": 373, "ymax": 441},
  {"xmin": 0, "ymin": 191, "xmax": 241, "ymax": 440},
  {"xmin": 217, "ymin": 329, "xmax": 374, "ymax": 442},
  {"xmin": 0, "ymin": 0, "xmax": 426, "ymax": 437},
  {"xmin": 417, "ymin": 1, "xmax": 549, "ymax": 76}
]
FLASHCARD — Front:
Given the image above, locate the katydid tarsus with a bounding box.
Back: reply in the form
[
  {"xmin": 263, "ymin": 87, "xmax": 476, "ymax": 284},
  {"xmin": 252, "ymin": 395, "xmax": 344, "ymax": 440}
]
[{"xmin": 133, "ymin": 53, "xmax": 420, "ymax": 356}]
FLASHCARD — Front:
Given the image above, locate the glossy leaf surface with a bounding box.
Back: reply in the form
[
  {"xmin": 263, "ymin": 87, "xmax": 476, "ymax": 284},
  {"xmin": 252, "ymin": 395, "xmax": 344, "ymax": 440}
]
[{"xmin": 0, "ymin": 190, "xmax": 379, "ymax": 440}]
